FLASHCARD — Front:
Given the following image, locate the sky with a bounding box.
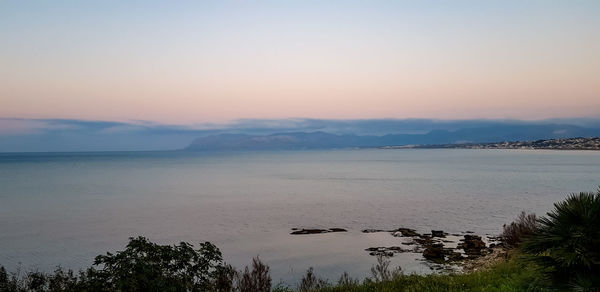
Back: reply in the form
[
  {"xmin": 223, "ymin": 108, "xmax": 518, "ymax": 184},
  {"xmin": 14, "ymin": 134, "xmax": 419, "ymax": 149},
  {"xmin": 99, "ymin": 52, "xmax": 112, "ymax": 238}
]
[{"xmin": 1, "ymin": 0, "xmax": 599, "ymax": 125}]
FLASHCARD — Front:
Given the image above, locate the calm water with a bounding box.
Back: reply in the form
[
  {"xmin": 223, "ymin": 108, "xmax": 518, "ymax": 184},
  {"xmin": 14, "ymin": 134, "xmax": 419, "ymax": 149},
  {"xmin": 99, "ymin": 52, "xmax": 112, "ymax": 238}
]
[{"xmin": 1, "ymin": 149, "xmax": 599, "ymax": 284}]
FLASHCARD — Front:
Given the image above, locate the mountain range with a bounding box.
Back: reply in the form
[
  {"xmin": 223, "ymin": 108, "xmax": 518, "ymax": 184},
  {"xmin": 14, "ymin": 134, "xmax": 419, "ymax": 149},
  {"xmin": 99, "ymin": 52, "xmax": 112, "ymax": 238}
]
[
  {"xmin": 3, "ymin": 118, "xmax": 600, "ymax": 152},
  {"xmin": 186, "ymin": 123, "xmax": 600, "ymax": 151}
]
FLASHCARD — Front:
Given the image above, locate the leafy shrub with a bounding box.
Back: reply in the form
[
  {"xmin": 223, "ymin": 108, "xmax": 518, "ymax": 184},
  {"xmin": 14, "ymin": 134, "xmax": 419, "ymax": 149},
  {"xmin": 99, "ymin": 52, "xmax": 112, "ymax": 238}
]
[
  {"xmin": 501, "ymin": 211, "xmax": 537, "ymax": 247},
  {"xmin": 0, "ymin": 266, "xmax": 21, "ymax": 292},
  {"xmin": 319, "ymin": 258, "xmax": 544, "ymax": 292},
  {"xmin": 523, "ymin": 190, "xmax": 600, "ymax": 290},
  {"xmin": 0, "ymin": 237, "xmax": 234, "ymax": 292},
  {"xmin": 86, "ymin": 236, "xmax": 229, "ymax": 291},
  {"xmin": 235, "ymin": 257, "xmax": 271, "ymax": 292},
  {"xmin": 336, "ymin": 272, "xmax": 359, "ymax": 288},
  {"xmin": 369, "ymin": 255, "xmax": 401, "ymax": 283},
  {"xmin": 272, "ymin": 282, "xmax": 295, "ymax": 292},
  {"xmin": 0, "ymin": 266, "xmax": 83, "ymax": 292},
  {"xmin": 298, "ymin": 267, "xmax": 329, "ymax": 292},
  {"xmin": 214, "ymin": 264, "xmax": 236, "ymax": 292}
]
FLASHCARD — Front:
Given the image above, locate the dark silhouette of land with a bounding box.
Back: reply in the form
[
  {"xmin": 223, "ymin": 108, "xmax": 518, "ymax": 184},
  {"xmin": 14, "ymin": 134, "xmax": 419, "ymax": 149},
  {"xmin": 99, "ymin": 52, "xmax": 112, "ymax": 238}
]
[
  {"xmin": 185, "ymin": 125, "xmax": 600, "ymax": 151},
  {"xmin": 386, "ymin": 137, "xmax": 600, "ymax": 150}
]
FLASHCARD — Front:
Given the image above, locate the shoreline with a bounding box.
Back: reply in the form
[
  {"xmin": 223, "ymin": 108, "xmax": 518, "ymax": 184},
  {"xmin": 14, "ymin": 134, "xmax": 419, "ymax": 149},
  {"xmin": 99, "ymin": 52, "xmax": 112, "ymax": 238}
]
[
  {"xmin": 381, "ymin": 137, "xmax": 600, "ymax": 151},
  {"xmin": 290, "ymin": 227, "xmax": 507, "ymax": 274}
]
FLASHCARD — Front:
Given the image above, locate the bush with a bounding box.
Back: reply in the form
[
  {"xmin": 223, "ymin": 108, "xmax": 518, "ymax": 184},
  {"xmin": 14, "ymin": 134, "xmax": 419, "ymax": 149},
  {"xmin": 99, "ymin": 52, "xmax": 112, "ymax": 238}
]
[
  {"xmin": 336, "ymin": 272, "xmax": 359, "ymax": 288},
  {"xmin": 369, "ymin": 255, "xmax": 401, "ymax": 283},
  {"xmin": 299, "ymin": 267, "xmax": 329, "ymax": 292},
  {"xmin": 0, "ymin": 237, "xmax": 234, "ymax": 292},
  {"xmin": 501, "ymin": 211, "xmax": 537, "ymax": 247},
  {"xmin": 319, "ymin": 257, "xmax": 544, "ymax": 292},
  {"xmin": 0, "ymin": 266, "xmax": 83, "ymax": 292},
  {"xmin": 235, "ymin": 257, "xmax": 271, "ymax": 292},
  {"xmin": 86, "ymin": 236, "xmax": 230, "ymax": 291},
  {"xmin": 214, "ymin": 264, "xmax": 236, "ymax": 292},
  {"xmin": 523, "ymin": 190, "xmax": 600, "ymax": 290},
  {"xmin": 0, "ymin": 266, "xmax": 21, "ymax": 292}
]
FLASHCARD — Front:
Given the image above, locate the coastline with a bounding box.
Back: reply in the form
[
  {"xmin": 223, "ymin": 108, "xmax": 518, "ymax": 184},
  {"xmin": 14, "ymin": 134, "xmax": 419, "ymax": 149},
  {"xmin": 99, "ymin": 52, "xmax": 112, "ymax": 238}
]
[
  {"xmin": 381, "ymin": 137, "xmax": 600, "ymax": 151},
  {"xmin": 290, "ymin": 227, "xmax": 507, "ymax": 274}
]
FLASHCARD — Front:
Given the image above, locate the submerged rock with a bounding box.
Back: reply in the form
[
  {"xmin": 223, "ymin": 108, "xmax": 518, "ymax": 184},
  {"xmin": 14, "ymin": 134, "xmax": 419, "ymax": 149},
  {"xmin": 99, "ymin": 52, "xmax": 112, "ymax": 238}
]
[
  {"xmin": 328, "ymin": 228, "xmax": 347, "ymax": 233},
  {"xmin": 414, "ymin": 235, "xmax": 434, "ymax": 246},
  {"xmin": 370, "ymin": 251, "xmax": 394, "ymax": 257},
  {"xmin": 458, "ymin": 235, "xmax": 486, "ymax": 256},
  {"xmin": 360, "ymin": 226, "xmax": 493, "ymax": 269},
  {"xmin": 362, "ymin": 229, "xmax": 388, "ymax": 233},
  {"xmin": 422, "ymin": 243, "xmax": 445, "ymax": 262},
  {"xmin": 365, "ymin": 246, "xmax": 411, "ymax": 257},
  {"xmin": 291, "ymin": 229, "xmax": 328, "ymax": 235},
  {"xmin": 431, "ymin": 230, "xmax": 445, "ymax": 237},
  {"xmin": 448, "ymin": 251, "xmax": 464, "ymax": 262},
  {"xmin": 422, "ymin": 242, "xmax": 464, "ymax": 264},
  {"xmin": 363, "ymin": 227, "xmax": 420, "ymax": 237},
  {"xmin": 290, "ymin": 228, "xmax": 347, "ymax": 235},
  {"xmin": 392, "ymin": 228, "xmax": 420, "ymax": 237}
]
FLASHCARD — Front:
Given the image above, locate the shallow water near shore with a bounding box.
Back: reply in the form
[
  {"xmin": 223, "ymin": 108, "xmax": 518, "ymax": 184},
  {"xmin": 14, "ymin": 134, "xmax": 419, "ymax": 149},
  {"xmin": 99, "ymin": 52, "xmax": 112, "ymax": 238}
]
[{"xmin": 1, "ymin": 149, "xmax": 599, "ymax": 284}]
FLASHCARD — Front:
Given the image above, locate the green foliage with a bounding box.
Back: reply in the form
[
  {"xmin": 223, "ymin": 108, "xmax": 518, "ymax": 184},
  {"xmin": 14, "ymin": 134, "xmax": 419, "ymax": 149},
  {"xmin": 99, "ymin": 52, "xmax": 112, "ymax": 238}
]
[
  {"xmin": 272, "ymin": 282, "xmax": 296, "ymax": 292},
  {"xmin": 368, "ymin": 255, "xmax": 401, "ymax": 283},
  {"xmin": 299, "ymin": 267, "xmax": 330, "ymax": 292},
  {"xmin": 235, "ymin": 257, "xmax": 271, "ymax": 292},
  {"xmin": 522, "ymin": 190, "xmax": 600, "ymax": 290},
  {"xmin": 0, "ymin": 236, "xmax": 234, "ymax": 292},
  {"xmin": 336, "ymin": 272, "xmax": 359, "ymax": 288},
  {"xmin": 319, "ymin": 259, "xmax": 546, "ymax": 292},
  {"xmin": 85, "ymin": 236, "xmax": 230, "ymax": 291},
  {"xmin": 501, "ymin": 211, "xmax": 538, "ymax": 247},
  {"xmin": 0, "ymin": 266, "xmax": 83, "ymax": 292}
]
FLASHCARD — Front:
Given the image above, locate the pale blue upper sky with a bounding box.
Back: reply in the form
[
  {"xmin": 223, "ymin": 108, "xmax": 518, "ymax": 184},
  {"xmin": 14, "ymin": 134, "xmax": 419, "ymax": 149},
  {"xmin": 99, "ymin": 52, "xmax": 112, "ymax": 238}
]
[{"xmin": 2, "ymin": 1, "xmax": 599, "ymax": 124}]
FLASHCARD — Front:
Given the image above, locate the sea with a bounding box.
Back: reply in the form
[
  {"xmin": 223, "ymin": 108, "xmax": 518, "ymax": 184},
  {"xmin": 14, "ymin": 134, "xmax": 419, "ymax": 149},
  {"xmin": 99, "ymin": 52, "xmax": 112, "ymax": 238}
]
[{"xmin": 1, "ymin": 149, "xmax": 599, "ymax": 284}]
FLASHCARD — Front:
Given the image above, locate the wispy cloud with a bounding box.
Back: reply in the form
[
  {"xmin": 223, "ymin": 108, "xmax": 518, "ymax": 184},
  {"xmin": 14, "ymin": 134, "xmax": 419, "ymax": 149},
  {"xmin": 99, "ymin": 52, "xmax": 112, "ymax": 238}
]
[{"xmin": 0, "ymin": 118, "xmax": 85, "ymax": 135}]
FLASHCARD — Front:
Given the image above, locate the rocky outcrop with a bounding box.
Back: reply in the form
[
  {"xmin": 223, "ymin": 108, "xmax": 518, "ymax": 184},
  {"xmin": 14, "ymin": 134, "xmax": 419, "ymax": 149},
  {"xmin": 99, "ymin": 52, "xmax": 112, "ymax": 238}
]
[
  {"xmin": 422, "ymin": 243, "xmax": 445, "ymax": 261},
  {"xmin": 458, "ymin": 235, "xmax": 487, "ymax": 256},
  {"xmin": 362, "ymin": 227, "xmax": 420, "ymax": 237},
  {"xmin": 392, "ymin": 228, "xmax": 420, "ymax": 237},
  {"xmin": 297, "ymin": 226, "xmax": 497, "ymax": 270},
  {"xmin": 431, "ymin": 230, "xmax": 445, "ymax": 237}
]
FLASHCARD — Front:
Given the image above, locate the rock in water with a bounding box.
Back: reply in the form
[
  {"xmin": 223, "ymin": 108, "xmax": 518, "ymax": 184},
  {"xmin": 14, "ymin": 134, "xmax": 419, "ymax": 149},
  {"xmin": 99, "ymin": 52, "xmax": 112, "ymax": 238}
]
[
  {"xmin": 290, "ymin": 228, "xmax": 347, "ymax": 235},
  {"xmin": 290, "ymin": 228, "xmax": 329, "ymax": 235},
  {"xmin": 362, "ymin": 229, "xmax": 387, "ymax": 233},
  {"xmin": 431, "ymin": 230, "xmax": 445, "ymax": 237},
  {"xmin": 328, "ymin": 228, "xmax": 347, "ymax": 233},
  {"xmin": 459, "ymin": 235, "xmax": 486, "ymax": 256},
  {"xmin": 423, "ymin": 243, "xmax": 445, "ymax": 262},
  {"xmin": 365, "ymin": 246, "xmax": 411, "ymax": 257},
  {"xmin": 392, "ymin": 228, "xmax": 420, "ymax": 237}
]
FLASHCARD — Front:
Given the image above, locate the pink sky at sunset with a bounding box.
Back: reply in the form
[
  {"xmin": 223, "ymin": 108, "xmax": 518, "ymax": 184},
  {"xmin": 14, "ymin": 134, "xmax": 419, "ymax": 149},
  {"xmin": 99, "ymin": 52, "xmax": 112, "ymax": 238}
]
[{"xmin": 1, "ymin": 1, "xmax": 599, "ymax": 124}]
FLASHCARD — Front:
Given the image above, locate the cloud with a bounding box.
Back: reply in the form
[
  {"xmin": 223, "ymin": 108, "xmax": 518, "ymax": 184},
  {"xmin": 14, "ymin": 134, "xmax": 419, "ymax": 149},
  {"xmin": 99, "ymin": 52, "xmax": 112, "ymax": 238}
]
[
  {"xmin": 0, "ymin": 118, "xmax": 85, "ymax": 135},
  {"xmin": 98, "ymin": 125, "xmax": 146, "ymax": 134}
]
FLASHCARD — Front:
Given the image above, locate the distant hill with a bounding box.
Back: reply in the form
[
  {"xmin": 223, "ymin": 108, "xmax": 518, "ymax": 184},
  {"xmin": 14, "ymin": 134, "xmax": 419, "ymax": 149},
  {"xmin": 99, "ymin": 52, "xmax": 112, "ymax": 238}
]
[
  {"xmin": 390, "ymin": 137, "xmax": 600, "ymax": 150},
  {"xmin": 185, "ymin": 132, "xmax": 379, "ymax": 150},
  {"xmin": 185, "ymin": 124, "xmax": 600, "ymax": 151},
  {"xmin": 5, "ymin": 117, "xmax": 600, "ymax": 152}
]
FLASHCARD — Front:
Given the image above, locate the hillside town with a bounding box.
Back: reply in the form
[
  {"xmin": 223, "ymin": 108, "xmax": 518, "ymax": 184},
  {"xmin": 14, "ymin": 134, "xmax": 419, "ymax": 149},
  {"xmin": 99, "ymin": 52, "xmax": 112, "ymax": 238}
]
[{"xmin": 385, "ymin": 137, "xmax": 600, "ymax": 150}]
